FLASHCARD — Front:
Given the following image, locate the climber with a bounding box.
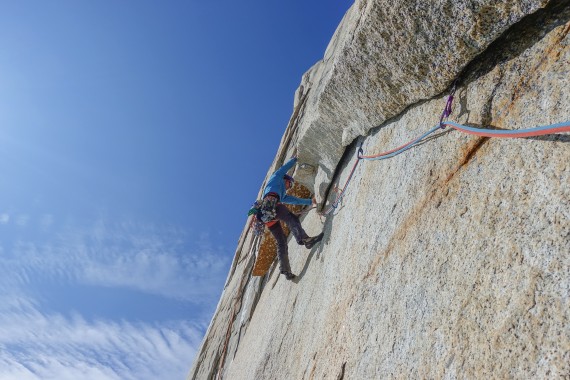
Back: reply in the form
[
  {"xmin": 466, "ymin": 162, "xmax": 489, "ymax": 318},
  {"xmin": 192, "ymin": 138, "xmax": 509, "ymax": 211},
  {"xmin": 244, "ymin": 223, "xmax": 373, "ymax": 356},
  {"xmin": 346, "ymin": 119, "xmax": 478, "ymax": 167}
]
[{"xmin": 249, "ymin": 157, "xmax": 324, "ymax": 281}]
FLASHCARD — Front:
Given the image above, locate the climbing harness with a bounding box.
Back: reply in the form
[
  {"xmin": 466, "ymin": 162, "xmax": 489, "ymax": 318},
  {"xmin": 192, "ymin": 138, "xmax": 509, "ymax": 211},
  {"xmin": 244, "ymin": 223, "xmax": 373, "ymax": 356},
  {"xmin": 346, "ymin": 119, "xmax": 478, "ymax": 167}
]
[
  {"xmin": 318, "ymin": 82, "xmax": 570, "ymax": 216},
  {"xmin": 248, "ymin": 194, "xmax": 279, "ymax": 223},
  {"xmin": 248, "ymin": 194, "xmax": 281, "ymax": 235}
]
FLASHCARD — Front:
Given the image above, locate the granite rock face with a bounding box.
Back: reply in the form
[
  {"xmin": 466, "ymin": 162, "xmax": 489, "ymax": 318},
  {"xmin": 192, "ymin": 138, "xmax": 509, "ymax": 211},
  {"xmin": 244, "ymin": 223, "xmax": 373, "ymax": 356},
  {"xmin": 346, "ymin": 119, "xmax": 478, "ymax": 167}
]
[
  {"xmin": 295, "ymin": 0, "xmax": 553, "ymax": 200},
  {"xmin": 188, "ymin": 1, "xmax": 569, "ymax": 379}
]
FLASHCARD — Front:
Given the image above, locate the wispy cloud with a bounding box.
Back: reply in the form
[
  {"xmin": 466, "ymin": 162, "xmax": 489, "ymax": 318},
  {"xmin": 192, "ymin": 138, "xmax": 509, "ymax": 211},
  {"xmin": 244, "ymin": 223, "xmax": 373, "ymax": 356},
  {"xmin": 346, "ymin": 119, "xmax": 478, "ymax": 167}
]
[
  {"xmin": 15, "ymin": 214, "xmax": 29, "ymax": 227},
  {"xmin": 2, "ymin": 219, "xmax": 232, "ymax": 303},
  {"xmin": 0, "ymin": 213, "xmax": 9, "ymax": 224},
  {"xmin": 0, "ymin": 218, "xmax": 230, "ymax": 378},
  {"xmin": 0, "ymin": 295, "xmax": 203, "ymax": 380}
]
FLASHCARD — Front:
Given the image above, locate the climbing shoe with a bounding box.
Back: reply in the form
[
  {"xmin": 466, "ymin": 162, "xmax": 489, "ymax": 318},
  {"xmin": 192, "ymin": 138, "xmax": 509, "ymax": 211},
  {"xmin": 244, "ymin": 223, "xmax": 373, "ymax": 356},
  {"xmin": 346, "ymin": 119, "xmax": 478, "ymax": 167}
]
[
  {"xmin": 303, "ymin": 232, "xmax": 324, "ymax": 249},
  {"xmin": 281, "ymin": 271, "xmax": 296, "ymax": 281}
]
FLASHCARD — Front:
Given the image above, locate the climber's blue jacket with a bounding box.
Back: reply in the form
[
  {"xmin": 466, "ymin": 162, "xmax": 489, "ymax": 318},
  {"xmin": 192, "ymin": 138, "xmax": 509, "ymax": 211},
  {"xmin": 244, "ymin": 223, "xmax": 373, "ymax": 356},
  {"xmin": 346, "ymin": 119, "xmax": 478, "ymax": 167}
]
[{"xmin": 262, "ymin": 157, "xmax": 312, "ymax": 206}]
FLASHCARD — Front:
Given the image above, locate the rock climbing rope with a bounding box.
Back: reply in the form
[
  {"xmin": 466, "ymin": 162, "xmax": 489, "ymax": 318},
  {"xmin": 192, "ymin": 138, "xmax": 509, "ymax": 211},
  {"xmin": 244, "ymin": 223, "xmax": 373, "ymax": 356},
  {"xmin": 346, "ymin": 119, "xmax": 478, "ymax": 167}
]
[
  {"xmin": 319, "ymin": 84, "xmax": 570, "ymax": 215},
  {"xmin": 440, "ymin": 120, "xmax": 570, "ymax": 138}
]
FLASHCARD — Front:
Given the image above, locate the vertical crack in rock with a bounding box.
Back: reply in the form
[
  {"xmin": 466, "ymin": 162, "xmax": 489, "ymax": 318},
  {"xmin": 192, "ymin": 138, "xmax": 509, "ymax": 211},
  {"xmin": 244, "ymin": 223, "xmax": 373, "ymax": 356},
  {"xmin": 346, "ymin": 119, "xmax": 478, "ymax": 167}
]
[
  {"xmin": 336, "ymin": 362, "xmax": 347, "ymax": 380},
  {"xmin": 190, "ymin": 352, "xmax": 220, "ymax": 380},
  {"xmin": 214, "ymin": 252, "xmax": 259, "ymax": 379},
  {"xmin": 275, "ymin": 89, "xmax": 311, "ymax": 168},
  {"xmin": 320, "ymin": 137, "xmax": 363, "ymax": 211},
  {"xmin": 346, "ymin": 1, "xmax": 366, "ymax": 48}
]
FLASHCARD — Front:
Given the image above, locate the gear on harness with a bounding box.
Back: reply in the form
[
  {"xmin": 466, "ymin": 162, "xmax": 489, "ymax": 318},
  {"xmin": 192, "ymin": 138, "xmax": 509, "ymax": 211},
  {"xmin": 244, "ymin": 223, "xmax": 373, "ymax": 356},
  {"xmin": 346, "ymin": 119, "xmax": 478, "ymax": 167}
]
[
  {"xmin": 248, "ymin": 200, "xmax": 265, "ymax": 236},
  {"xmin": 248, "ymin": 195, "xmax": 280, "ymax": 236},
  {"xmin": 251, "ymin": 218, "xmax": 266, "ymax": 236},
  {"xmin": 259, "ymin": 194, "xmax": 278, "ymax": 223}
]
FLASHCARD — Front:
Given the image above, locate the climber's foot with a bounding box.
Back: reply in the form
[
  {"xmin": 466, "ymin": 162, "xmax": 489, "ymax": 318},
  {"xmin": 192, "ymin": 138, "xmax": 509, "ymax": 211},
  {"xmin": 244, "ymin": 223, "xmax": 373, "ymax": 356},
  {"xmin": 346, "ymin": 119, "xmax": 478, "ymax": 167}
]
[
  {"xmin": 303, "ymin": 233, "xmax": 324, "ymax": 249},
  {"xmin": 281, "ymin": 271, "xmax": 296, "ymax": 281}
]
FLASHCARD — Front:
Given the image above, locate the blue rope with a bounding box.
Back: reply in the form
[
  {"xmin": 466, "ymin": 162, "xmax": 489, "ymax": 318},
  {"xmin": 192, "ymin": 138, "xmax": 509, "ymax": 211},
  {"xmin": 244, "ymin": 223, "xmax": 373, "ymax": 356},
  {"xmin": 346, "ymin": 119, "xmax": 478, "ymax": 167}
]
[{"xmin": 359, "ymin": 125, "xmax": 441, "ymax": 161}]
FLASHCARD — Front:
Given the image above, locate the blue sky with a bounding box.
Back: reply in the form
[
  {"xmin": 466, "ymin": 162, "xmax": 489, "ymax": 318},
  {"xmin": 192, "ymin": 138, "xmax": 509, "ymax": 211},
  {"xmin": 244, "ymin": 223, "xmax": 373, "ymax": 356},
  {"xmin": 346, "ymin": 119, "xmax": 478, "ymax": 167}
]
[{"xmin": 0, "ymin": 1, "xmax": 351, "ymax": 379}]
